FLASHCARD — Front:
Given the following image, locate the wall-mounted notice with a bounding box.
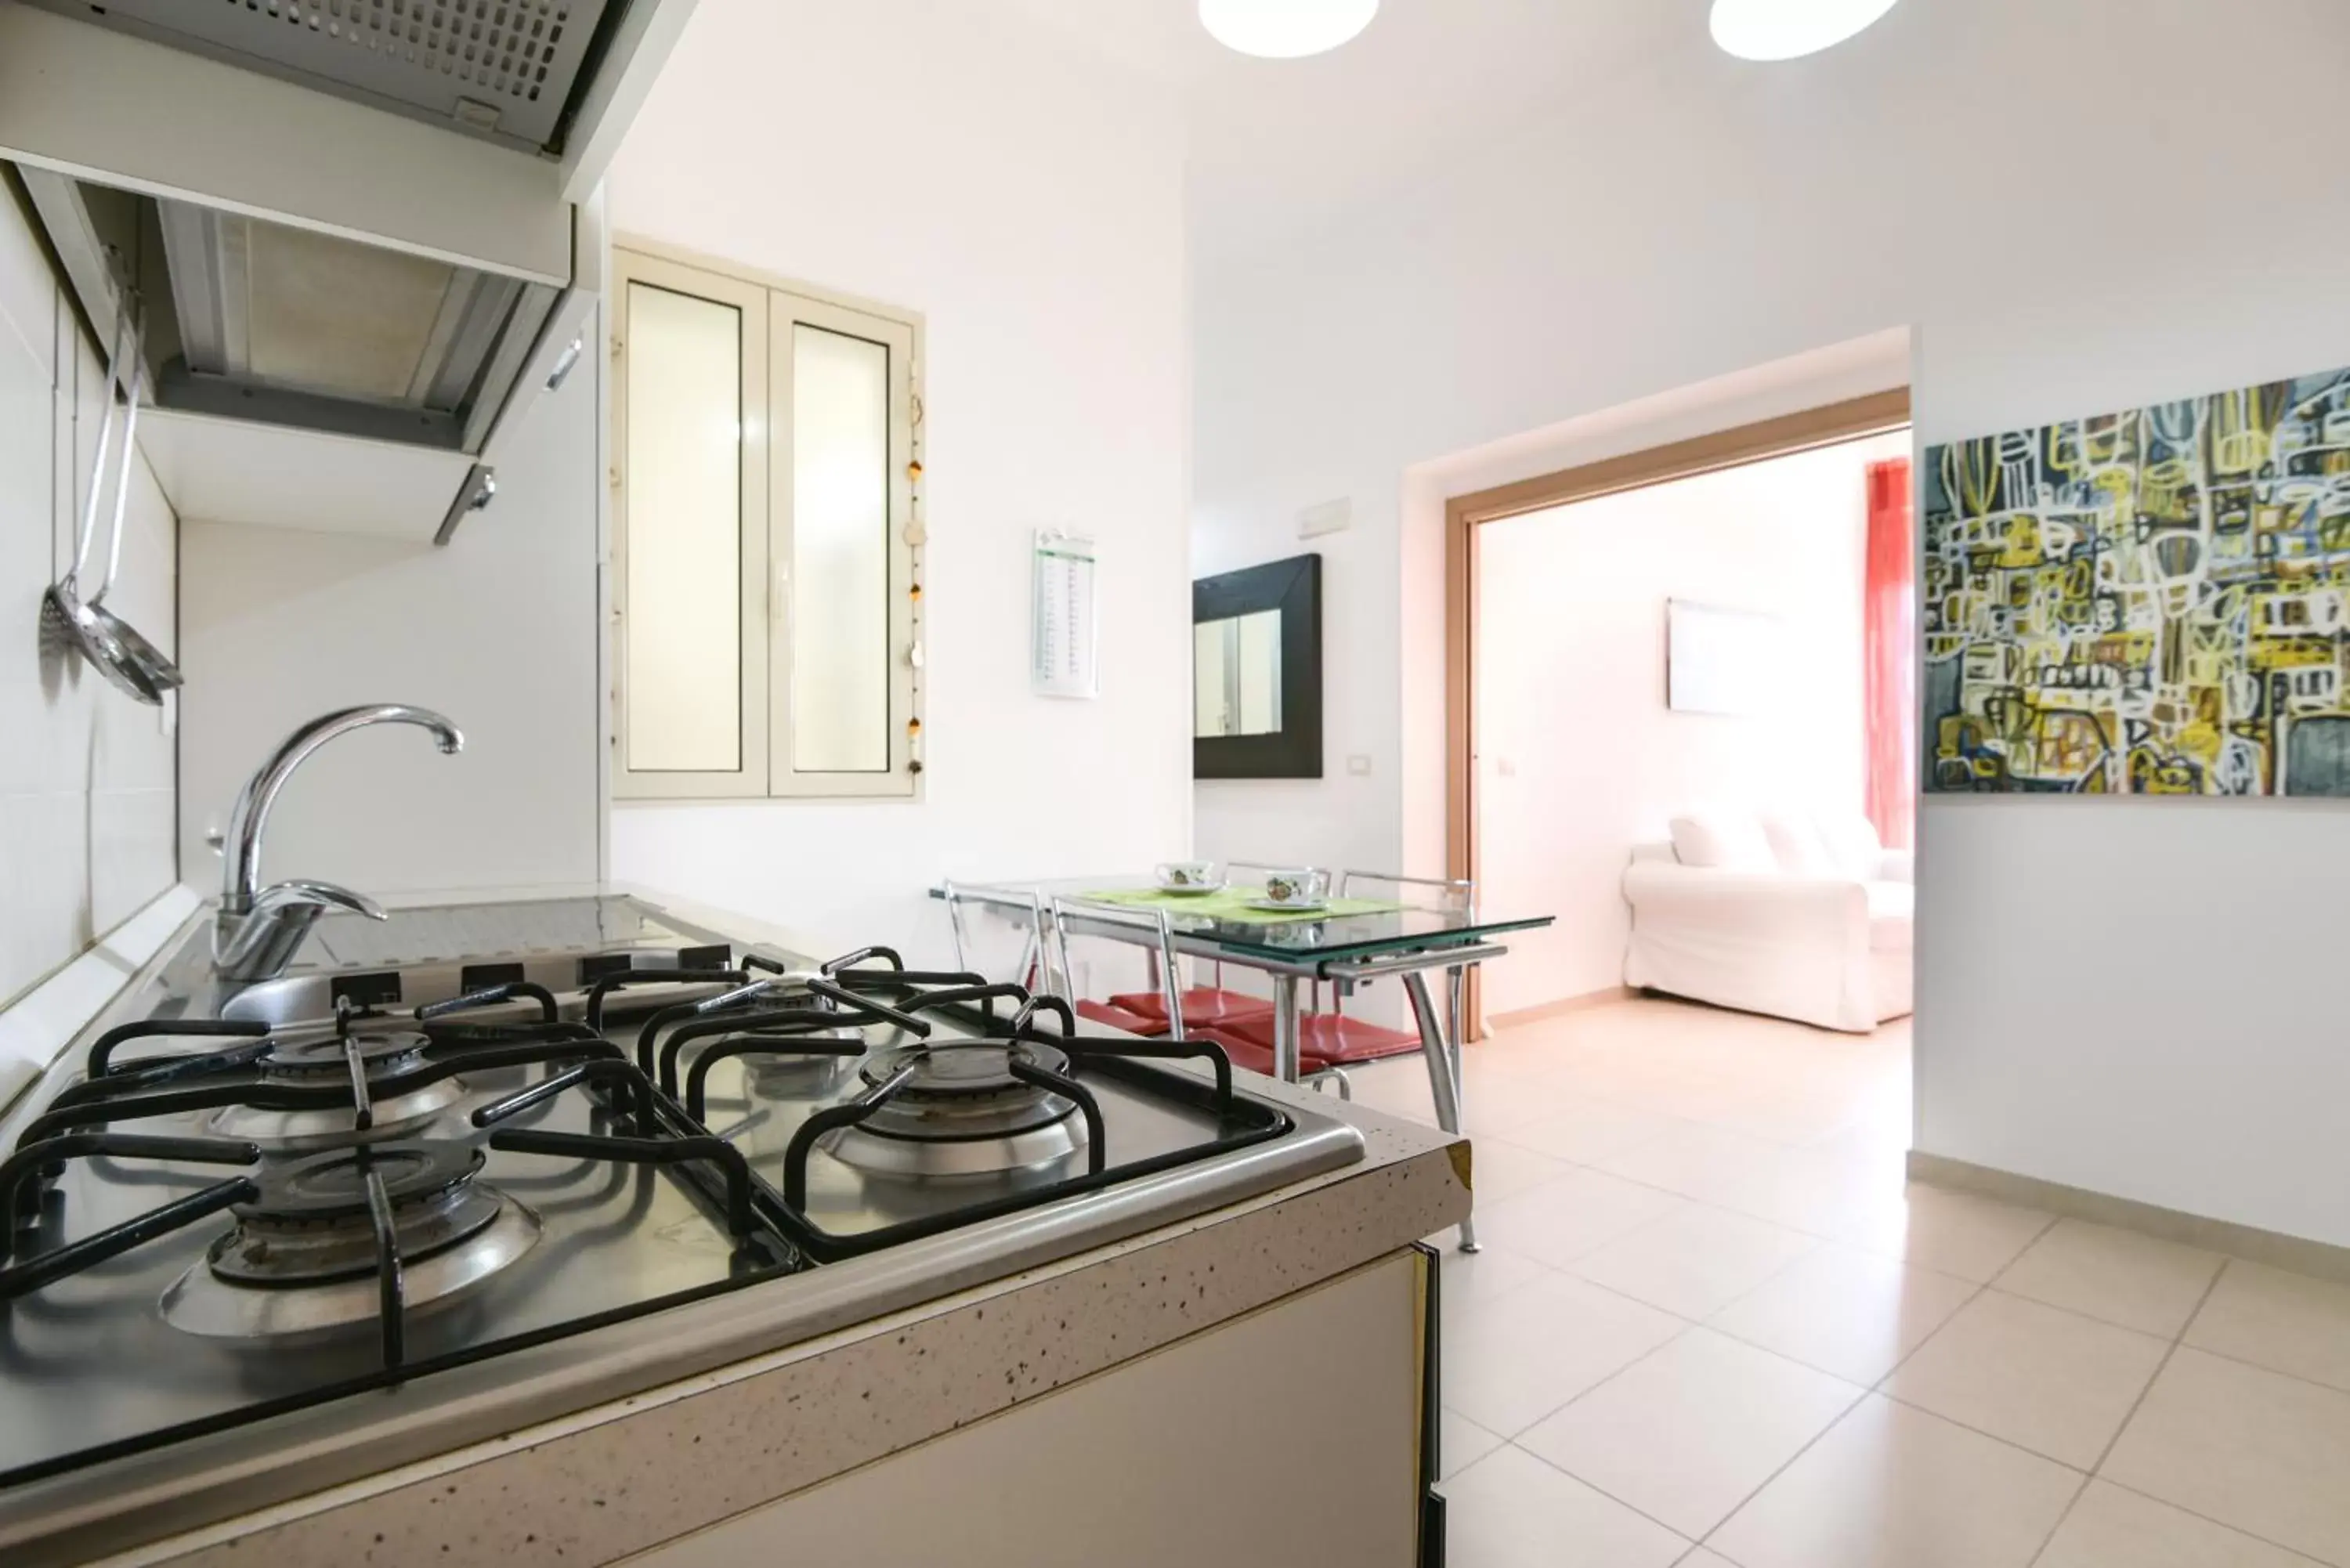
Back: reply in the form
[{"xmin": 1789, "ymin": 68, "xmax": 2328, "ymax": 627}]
[
  {"xmin": 1667, "ymin": 598, "xmax": 1785, "ymax": 717},
  {"xmin": 1032, "ymin": 529, "xmax": 1100, "ymax": 699}
]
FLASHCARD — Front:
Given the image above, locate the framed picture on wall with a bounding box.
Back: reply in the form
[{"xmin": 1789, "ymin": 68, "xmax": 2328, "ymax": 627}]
[{"xmin": 1666, "ymin": 599, "xmax": 1786, "ymax": 717}]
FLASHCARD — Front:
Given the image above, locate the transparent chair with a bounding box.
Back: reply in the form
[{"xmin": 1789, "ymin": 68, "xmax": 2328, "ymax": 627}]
[
  {"xmin": 1047, "ymin": 895, "xmax": 1186, "ymax": 1036},
  {"xmin": 1061, "ymin": 894, "xmax": 1354, "ymax": 1099},
  {"xmin": 940, "ymin": 880, "xmax": 1056, "ymax": 993},
  {"xmin": 1099, "ymin": 862, "xmax": 1278, "ymax": 1034},
  {"xmin": 1208, "ymin": 866, "xmax": 1469, "ymax": 1071}
]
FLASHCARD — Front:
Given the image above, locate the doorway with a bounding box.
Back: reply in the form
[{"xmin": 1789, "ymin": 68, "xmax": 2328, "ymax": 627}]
[{"xmin": 1444, "ymin": 389, "xmax": 1913, "ymax": 1033}]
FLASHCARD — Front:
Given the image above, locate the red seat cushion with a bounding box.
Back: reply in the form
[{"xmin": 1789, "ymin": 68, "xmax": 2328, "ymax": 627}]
[
  {"xmin": 1076, "ymin": 999, "xmax": 1170, "ymax": 1036},
  {"xmin": 1187, "ymin": 1026, "xmax": 1333, "ymax": 1079},
  {"xmin": 1217, "ymin": 1011, "xmax": 1423, "ymax": 1066},
  {"xmin": 1107, "ymin": 987, "xmax": 1275, "ymax": 1030}
]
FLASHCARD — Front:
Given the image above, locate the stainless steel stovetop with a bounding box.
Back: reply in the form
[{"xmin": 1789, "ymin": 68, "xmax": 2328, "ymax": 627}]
[{"xmin": 0, "ymin": 896, "xmax": 1365, "ymax": 1563}]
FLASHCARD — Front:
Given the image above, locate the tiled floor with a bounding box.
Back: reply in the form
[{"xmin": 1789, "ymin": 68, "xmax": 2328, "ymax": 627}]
[{"xmin": 1344, "ymin": 996, "xmax": 2350, "ymax": 1568}]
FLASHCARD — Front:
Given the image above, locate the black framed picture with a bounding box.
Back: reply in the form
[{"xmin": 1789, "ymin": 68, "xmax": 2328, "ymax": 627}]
[{"xmin": 1194, "ymin": 554, "xmax": 1323, "ymax": 779}]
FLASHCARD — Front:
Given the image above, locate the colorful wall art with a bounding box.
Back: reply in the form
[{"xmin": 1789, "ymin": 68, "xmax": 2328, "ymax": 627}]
[{"xmin": 1923, "ymin": 367, "xmax": 2350, "ymax": 795}]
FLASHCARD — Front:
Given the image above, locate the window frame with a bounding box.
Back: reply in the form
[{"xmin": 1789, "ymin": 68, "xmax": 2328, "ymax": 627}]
[{"xmin": 611, "ymin": 239, "xmax": 924, "ymax": 802}]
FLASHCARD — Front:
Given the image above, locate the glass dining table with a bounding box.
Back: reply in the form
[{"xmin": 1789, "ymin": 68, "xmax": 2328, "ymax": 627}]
[{"xmin": 931, "ymin": 876, "xmax": 1555, "ymax": 1250}]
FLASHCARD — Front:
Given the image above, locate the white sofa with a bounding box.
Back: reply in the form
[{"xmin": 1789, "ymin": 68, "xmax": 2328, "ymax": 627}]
[{"xmin": 1622, "ymin": 810, "xmax": 1914, "ymax": 1034}]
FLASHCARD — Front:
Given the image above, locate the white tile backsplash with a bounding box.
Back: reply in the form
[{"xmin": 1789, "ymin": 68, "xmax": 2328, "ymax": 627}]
[
  {"xmin": 0, "ymin": 179, "xmax": 54, "ymax": 383},
  {"xmin": 0, "ymin": 307, "xmax": 55, "ymax": 800},
  {"xmin": 91, "ymin": 788, "xmax": 178, "ymax": 935},
  {"xmin": 0, "ymin": 181, "xmax": 177, "ymax": 1013}
]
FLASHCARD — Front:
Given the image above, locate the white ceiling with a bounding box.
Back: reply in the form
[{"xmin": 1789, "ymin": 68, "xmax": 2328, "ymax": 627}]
[{"xmin": 995, "ymin": 0, "xmax": 1697, "ymax": 258}]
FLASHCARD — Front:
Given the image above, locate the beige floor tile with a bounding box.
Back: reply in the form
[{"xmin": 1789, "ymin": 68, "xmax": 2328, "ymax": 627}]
[
  {"xmin": 1443, "ymin": 1270, "xmax": 1687, "ymax": 1437},
  {"xmin": 1501, "ymin": 1096, "xmax": 1694, "ymax": 1165},
  {"xmin": 2103, "ymin": 1347, "xmax": 2350, "ymax": 1566},
  {"xmin": 1517, "ymin": 1328, "xmax": 1864, "ymax": 1538},
  {"xmin": 1437, "ymin": 1234, "xmax": 1556, "ymax": 1308},
  {"xmin": 1438, "ymin": 1443, "xmax": 1690, "ymax": 1568},
  {"xmin": 1707, "ymin": 1242, "xmax": 1979, "ymax": 1385},
  {"xmin": 1476, "ymin": 1168, "xmax": 1693, "ymax": 1270},
  {"xmin": 1468, "ymin": 1136, "xmax": 1576, "ymax": 1203},
  {"xmin": 1995, "ymin": 1219, "xmax": 2224, "ymax": 1339},
  {"xmin": 1564, "ymin": 1065, "xmax": 1768, "ymax": 1124},
  {"xmin": 1822, "ymin": 1181, "xmax": 2053, "ymax": 1283},
  {"xmin": 1459, "ymin": 1071, "xmax": 1594, "ymax": 1137},
  {"xmin": 1699, "ymin": 1086, "xmax": 1883, "ymax": 1149},
  {"xmin": 1441, "ymin": 1407, "xmax": 1509, "ymax": 1481},
  {"xmin": 1677, "ymin": 1552, "xmax": 1741, "ymax": 1568},
  {"xmin": 2037, "ymin": 1480, "xmax": 2326, "ymax": 1568},
  {"xmin": 1884, "ymin": 1291, "xmax": 2167, "ymax": 1468},
  {"xmin": 1708, "ymin": 1394, "xmax": 2081, "ymax": 1568},
  {"xmin": 1567, "ymin": 1204, "xmax": 1820, "ymax": 1320},
  {"xmin": 1592, "ymin": 1123, "xmax": 1793, "ymax": 1210},
  {"xmin": 1695, "ymin": 1143, "xmax": 1891, "ymax": 1236},
  {"xmin": 2186, "ymin": 1262, "xmax": 2350, "ymax": 1395}
]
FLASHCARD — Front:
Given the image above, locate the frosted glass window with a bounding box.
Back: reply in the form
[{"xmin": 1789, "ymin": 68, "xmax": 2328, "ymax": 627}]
[
  {"xmin": 624, "ymin": 283, "xmax": 743, "ymax": 772},
  {"xmin": 790, "ymin": 324, "xmax": 891, "ymax": 773}
]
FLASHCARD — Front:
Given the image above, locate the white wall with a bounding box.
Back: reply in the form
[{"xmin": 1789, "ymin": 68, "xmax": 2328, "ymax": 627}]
[
  {"xmin": 175, "ymin": 333, "xmax": 602, "ymax": 900},
  {"xmin": 605, "ymin": 0, "xmax": 1194, "ymax": 962},
  {"xmin": 1193, "ymin": 0, "xmax": 2350, "ymax": 1245},
  {"xmin": 0, "ymin": 177, "xmax": 177, "ymax": 1011},
  {"xmin": 1477, "ymin": 432, "xmax": 1906, "ymax": 1015}
]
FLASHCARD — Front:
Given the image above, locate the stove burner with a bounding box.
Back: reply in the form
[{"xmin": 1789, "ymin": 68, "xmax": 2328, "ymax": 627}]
[
  {"xmin": 207, "ymin": 1024, "xmax": 462, "ymax": 1150},
  {"xmin": 857, "ymin": 1038, "xmax": 1070, "ymax": 1100},
  {"xmin": 262, "ymin": 1026, "xmax": 432, "ymax": 1077},
  {"xmin": 825, "ymin": 1040, "xmax": 1088, "ymax": 1178},
  {"xmin": 161, "ymin": 1143, "xmax": 540, "ymax": 1340}
]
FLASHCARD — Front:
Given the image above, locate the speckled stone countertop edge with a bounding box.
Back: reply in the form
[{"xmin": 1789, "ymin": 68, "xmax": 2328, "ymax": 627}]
[{"xmin": 107, "ymin": 1095, "xmax": 1470, "ymax": 1567}]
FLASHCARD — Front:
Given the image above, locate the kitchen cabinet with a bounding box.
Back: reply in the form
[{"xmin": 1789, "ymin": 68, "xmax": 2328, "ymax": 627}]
[{"xmin": 620, "ymin": 1249, "xmax": 1434, "ymax": 1568}]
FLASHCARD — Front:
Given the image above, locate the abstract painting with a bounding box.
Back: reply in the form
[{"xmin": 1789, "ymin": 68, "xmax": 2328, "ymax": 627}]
[{"xmin": 1922, "ymin": 367, "xmax": 2350, "ymax": 795}]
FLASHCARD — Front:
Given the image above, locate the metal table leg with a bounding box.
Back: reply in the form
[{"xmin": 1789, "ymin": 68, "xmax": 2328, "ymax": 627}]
[
  {"xmin": 1446, "ymin": 964, "xmax": 1468, "ymax": 1133},
  {"xmin": 1271, "ymin": 974, "xmax": 1302, "ymax": 1082},
  {"xmin": 1403, "ymin": 969, "xmax": 1477, "ymax": 1252}
]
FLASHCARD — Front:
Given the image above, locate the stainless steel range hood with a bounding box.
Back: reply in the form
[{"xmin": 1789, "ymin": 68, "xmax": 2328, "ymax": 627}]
[
  {"xmin": 13, "ymin": 0, "xmax": 627, "ymax": 157},
  {"xmin": 0, "ymin": 0, "xmax": 696, "ymax": 540}
]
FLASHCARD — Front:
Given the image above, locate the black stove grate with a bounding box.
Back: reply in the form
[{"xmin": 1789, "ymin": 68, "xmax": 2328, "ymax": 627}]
[
  {"xmin": 653, "ymin": 949, "xmax": 1291, "ymax": 1264},
  {"xmin": 0, "ymin": 942, "xmax": 1311, "ymax": 1487}
]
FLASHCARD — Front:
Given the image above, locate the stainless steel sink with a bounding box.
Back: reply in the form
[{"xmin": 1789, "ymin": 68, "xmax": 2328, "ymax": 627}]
[{"xmin": 129, "ymin": 895, "xmax": 763, "ymax": 1030}]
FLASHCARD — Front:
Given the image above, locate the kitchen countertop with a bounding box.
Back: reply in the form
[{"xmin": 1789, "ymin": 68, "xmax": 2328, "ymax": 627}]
[{"xmin": 0, "ymin": 885, "xmax": 1473, "ymax": 1568}]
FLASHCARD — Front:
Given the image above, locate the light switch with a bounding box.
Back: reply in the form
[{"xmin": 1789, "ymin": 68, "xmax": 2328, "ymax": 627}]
[{"xmin": 1347, "ymin": 754, "xmax": 1372, "ymax": 776}]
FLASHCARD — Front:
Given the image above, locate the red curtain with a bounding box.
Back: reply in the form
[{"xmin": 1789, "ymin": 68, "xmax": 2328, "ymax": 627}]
[{"xmin": 1864, "ymin": 459, "xmax": 1916, "ymax": 849}]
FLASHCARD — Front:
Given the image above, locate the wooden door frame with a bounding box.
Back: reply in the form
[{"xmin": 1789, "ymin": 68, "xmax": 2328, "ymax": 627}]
[{"xmin": 1444, "ymin": 388, "xmax": 1912, "ymax": 1039}]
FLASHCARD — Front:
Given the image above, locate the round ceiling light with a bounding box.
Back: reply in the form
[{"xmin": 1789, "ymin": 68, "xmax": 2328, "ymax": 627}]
[
  {"xmin": 1198, "ymin": 0, "xmax": 1379, "ymax": 60},
  {"xmin": 1708, "ymin": 0, "xmax": 1902, "ymax": 60}
]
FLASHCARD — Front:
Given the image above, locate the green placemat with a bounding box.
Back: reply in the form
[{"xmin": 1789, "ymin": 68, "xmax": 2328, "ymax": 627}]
[{"xmin": 1078, "ymin": 887, "xmax": 1407, "ymax": 925}]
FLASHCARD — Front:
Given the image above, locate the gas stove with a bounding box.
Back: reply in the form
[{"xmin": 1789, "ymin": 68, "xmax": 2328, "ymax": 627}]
[{"xmin": 0, "ymin": 898, "xmax": 1363, "ymax": 1526}]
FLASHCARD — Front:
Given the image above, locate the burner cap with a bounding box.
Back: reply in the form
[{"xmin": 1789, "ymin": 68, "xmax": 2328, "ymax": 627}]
[
  {"xmin": 262, "ymin": 1025, "xmax": 433, "ymax": 1077},
  {"xmin": 208, "ymin": 1143, "xmax": 499, "ymax": 1289},
  {"xmin": 242, "ymin": 1142, "xmax": 482, "ymax": 1222},
  {"xmin": 859, "ymin": 1038, "xmax": 1070, "ymax": 1100},
  {"xmin": 825, "ymin": 1039, "xmax": 1085, "ymax": 1177},
  {"xmin": 209, "ymin": 1025, "xmax": 461, "ymax": 1151},
  {"xmin": 164, "ymin": 1151, "xmax": 541, "ymax": 1341}
]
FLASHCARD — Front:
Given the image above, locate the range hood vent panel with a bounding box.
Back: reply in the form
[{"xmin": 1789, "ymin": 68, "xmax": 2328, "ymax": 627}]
[
  {"xmin": 17, "ymin": 0, "xmax": 622, "ymax": 153},
  {"xmin": 154, "ymin": 195, "xmax": 554, "ymax": 439}
]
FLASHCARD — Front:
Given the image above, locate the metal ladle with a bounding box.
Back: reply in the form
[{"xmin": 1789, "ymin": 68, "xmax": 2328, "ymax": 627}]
[{"xmin": 38, "ymin": 303, "xmax": 182, "ymax": 705}]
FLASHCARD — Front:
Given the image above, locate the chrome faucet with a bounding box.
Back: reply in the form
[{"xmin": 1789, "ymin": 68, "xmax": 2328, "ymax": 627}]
[{"xmin": 213, "ymin": 704, "xmax": 465, "ymax": 983}]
